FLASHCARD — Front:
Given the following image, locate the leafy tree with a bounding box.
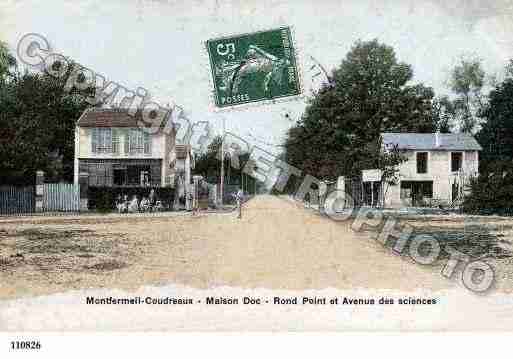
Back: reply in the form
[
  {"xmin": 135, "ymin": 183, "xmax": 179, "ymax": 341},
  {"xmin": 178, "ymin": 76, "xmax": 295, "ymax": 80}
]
[
  {"xmin": 377, "ymin": 143, "xmax": 407, "ymax": 204},
  {"xmin": 194, "ymin": 136, "xmax": 224, "ymax": 184},
  {"xmin": 462, "ymin": 162, "xmax": 513, "ymax": 215},
  {"xmin": 432, "ymin": 95, "xmax": 454, "ymax": 133},
  {"xmin": 448, "ymin": 56, "xmax": 486, "ymax": 133},
  {"xmin": 193, "ymin": 135, "xmax": 262, "ymax": 194},
  {"xmin": 0, "ymin": 60, "xmax": 95, "ymax": 184},
  {"xmin": 284, "ymin": 39, "xmax": 441, "ymax": 182},
  {"xmin": 476, "ymin": 77, "xmax": 513, "ymax": 169},
  {"xmin": 505, "ymin": 59, "xmax": 513, "ymax": 80},
  {"xmin": 0, "ymin": 41, "xmax": 16, "ymax": 81},
  {"xmin": 463, "ymin": 64, "xmax": 513, "ymax": 215}
]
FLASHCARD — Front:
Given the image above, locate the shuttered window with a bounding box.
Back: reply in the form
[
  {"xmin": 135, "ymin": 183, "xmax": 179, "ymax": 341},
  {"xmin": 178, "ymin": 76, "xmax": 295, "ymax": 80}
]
[
  {"xmin": 126, "ymin": 129, "xmax": 151, "ymax": 155},
  {"xmin": 91, "ymin": 129, "xmax": 98, "ymax": 153},
  {"xmin": 144, "ymin": 132, "xmax": 151, "ymax": 154},
  {"xmin": 123, "ymin": 129, "xmax": 129, "ymax": 154},
  {"xmin": 112, "ymin": 129, "xmax": 120, "ymax": 154},
  {"xmin": 91, "ymin": 128, "xmax": 113, "ymax": 154},
  {"xmin": 451, "ymin": 152, "xmax": 463, "ymax": 172},
  {"xmin": 416, "ymin": 152, "xmax": 428, "ymax": 174}
]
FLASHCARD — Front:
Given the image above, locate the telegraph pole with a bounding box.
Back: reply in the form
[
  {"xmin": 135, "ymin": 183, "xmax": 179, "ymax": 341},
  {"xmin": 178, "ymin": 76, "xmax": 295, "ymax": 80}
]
[{"xmin": 220, "ymin": 117, "xmax": 225, "ymax": 206}]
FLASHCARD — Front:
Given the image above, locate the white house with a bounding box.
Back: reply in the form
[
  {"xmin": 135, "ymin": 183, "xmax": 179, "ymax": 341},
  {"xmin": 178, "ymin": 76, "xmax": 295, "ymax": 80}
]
[
  {"xmin": 73, "ymin": 108, "xmax": 193, "ymax": 189},
  {"xmin": 361, "ymin": 132, "xmax": 482, "ymax": 208}
]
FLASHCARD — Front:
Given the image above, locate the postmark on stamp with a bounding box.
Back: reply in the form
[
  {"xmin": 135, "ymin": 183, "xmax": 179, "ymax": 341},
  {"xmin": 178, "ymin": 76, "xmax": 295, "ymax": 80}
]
[{"xmin": 206, "ymin": 26, "xmax": 301, "ymax": 108}]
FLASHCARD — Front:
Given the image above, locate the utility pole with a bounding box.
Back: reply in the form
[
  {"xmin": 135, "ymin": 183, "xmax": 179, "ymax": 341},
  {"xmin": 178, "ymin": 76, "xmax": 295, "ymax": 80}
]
[
  {"xmin": 254, "ymin": 166, "xmax": 258, "ymax": 195},
  {"xmin": 220, "ymin": 117, "xmax": 225, "ymax": 206}
]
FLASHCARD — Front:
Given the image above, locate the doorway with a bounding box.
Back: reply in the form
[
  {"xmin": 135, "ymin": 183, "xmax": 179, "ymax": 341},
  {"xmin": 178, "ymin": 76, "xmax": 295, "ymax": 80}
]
[
  {"xmin": 363, "ymin": 181, "xmax": 382, "ymax": 207},
  {"xmin": 400, "ymin": 181, "xmax": 433, "ymax": 207}
]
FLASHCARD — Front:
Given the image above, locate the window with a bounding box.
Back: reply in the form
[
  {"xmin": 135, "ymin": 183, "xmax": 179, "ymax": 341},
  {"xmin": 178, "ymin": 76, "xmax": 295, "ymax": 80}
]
[
  {"xmin": 127, "ymin": 165, "xmax": 151, "ymax": 185},
  {"xmin": 416, "ymin": 152, "xmax": 428, "ymax": 174},
  {"xmin": 125, "ymin": 129, "xmax": 151, "ymax": 155},
  {"xmin": 92, "ymin": 128, "xmax": 110, "ymax": 153},
  {"xmin": 401, "ymin": 181, "xmax": 433, "ymax": 206},
  {"xmin": 112, "ymin": 165, "xmax": 151, "ymax": 186},
  {"xmin": 451, "ymin": 152, "xmax": 463, "ymax": 172},
  {"xmin": 85, "ymin": 161, "xmax": 112, "ymax": 186},
  {"xmin": 113, "ymin": 168, "xmax": 127, "ymax": 186},
  {"xmin": 112, "ymin": 130, "xmax": 120, "ymax": 153},
  {"xmin": 92, "ymin": 128, "xmax": 119, "ymax": 154},
  {"xmin": 80, "ymin": 160, "xmax": 160, "ymax": 187}
]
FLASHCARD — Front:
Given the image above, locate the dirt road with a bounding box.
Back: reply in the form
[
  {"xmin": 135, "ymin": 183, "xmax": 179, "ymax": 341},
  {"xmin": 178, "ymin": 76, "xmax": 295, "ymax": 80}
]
[{"xmin": 1, "ymin": 195, "xmax": 511, "ymax": 300}]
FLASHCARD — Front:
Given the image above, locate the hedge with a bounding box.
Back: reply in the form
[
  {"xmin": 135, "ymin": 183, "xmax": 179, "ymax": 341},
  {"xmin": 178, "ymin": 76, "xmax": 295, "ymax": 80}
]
[
  {"xmin": 88, "ymin": 187, "xmax": 175, "ymax": 212},
  {"xmin": 462, "ymin": 162, "xmax": 513, "ymax": 216}
]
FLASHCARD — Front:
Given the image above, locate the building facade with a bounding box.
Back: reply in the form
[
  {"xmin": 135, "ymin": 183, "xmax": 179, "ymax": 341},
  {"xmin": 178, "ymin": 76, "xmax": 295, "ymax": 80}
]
[
  {"xmin": 73, "ymin": 108, "xmax": 191, "ymax": 188},
  {"xmin": 362, "ymin": 133, "xmax": 482, "ymax": 208}
]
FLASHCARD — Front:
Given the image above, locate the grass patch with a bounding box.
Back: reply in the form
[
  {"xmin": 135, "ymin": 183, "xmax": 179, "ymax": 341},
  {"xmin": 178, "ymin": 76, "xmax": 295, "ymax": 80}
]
[
  {"xmin": 413, "ymin": 225, "xmax": 512, "ymax": 260},
  {"xmin": 0, "ymin": 227, "xmax": 130, "ymax": 273}
]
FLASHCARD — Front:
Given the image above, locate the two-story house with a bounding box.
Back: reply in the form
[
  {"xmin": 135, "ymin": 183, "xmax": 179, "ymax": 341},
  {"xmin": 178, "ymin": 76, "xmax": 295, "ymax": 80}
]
[
  {"xmin": 73, "ymin": 108, "xmax": 192, "ymax": 188},
  {"xmin": 362, "ymin": 132, "xmax": 482, "ymax": 208}
]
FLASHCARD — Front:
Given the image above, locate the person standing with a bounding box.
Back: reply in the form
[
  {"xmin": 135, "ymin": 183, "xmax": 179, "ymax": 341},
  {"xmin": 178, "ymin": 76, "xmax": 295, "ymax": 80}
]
[
  {"xmin": 128, "ymin": 195, "xmax": 139, "ymax": 213},
  {"xmin": 148, "ymin": 189, "xmax": 157, "ymax": 211},
  {"xmin": 236, "ymin": 188, "xmax": 243, "ymax": 219}
]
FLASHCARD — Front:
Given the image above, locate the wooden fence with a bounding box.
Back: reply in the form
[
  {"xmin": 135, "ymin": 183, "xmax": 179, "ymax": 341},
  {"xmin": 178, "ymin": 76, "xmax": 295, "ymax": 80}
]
[
  {"xmin": 0, "ymin": 183, "xmax": 81, "ymax": 216},
  {"xmin": 42, "ymin": 183, "xmax": 80, "ymax": 212},
  {"xmin": 0, "ymin": 186, "xmax": 36, "ymax": 215}
]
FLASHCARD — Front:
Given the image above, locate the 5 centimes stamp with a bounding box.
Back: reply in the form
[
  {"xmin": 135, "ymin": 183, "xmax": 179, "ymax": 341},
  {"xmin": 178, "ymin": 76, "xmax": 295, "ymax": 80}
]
[{"xmin": 206, "ymin": 26, "xmax": 301, "ymax": 108}]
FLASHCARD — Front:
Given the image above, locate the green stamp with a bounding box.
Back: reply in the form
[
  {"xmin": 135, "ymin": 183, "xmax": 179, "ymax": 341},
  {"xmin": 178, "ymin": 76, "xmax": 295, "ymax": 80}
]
[{"xmin": 206, "ymin": 27, "xmax": 301, "ymax": 108}]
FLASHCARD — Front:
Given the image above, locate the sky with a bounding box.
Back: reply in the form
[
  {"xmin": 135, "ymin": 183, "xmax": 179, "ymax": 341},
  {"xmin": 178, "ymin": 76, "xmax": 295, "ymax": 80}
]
[{"xmin": 2, "ymin": 0, "xmax": 513, "ymax": 155}]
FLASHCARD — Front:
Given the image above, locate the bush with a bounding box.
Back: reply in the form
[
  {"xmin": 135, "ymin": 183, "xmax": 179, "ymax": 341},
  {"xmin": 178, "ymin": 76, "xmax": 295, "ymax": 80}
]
[
  {"xmin": 95, "ymin": 190, "xmax": 113, "ymax": 213},
  {"xmin": 87, "ymin": 187, "xmax": 175, "ymax": 212},
  {"xmin": 462, "ymin": 161, "xmax": 513, "ymax": 216}
]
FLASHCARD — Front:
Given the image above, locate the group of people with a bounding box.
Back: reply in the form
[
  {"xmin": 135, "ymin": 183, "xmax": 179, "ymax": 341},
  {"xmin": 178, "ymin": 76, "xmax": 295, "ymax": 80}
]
[
  {"xmin": 114, "ymin": 188, "xmax": 244, "ymax": 215},
  {"xmin": 116, "ymin": 189, "xmax": 163, "ymax": 213}
]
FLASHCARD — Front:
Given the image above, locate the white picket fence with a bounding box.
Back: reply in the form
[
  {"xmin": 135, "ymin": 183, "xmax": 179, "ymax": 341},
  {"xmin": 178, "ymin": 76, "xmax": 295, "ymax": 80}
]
[{"xmin": 42, "ymin": 183, "xmax": 80, "ymax": 212}]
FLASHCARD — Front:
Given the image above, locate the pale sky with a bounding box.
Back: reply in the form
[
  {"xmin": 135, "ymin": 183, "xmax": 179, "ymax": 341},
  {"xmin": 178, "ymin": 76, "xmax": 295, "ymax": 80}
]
[{"xmin": 2, "ymin": 0, "xmax": 513, "ymax": 154}]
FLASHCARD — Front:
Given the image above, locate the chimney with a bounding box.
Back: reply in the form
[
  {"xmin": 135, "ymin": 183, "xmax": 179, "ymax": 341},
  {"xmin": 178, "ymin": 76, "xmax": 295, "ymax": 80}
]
[{"xmin": 435, "ymin": 131, "xmax": 440, "ymax": 148}]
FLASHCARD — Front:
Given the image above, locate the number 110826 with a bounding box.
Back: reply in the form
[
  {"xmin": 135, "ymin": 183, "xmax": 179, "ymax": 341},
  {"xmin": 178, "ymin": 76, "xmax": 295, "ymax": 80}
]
[{"xmin": 10, "ymin": 341, "xmax": 41, "ymax": 350}]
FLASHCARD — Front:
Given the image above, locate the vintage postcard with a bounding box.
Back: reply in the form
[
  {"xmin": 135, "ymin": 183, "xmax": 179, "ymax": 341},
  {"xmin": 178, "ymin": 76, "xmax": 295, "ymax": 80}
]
[{"xmin": 1, "ymin": 0, "xmax": 513, "ymax": 354}]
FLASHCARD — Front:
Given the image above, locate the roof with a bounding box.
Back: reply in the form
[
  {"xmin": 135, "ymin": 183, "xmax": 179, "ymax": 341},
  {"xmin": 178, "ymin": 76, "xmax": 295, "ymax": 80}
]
[
  {"xmin": 382, "ymin": 132, "xmax": 482, "ymax": 151},
  {"xmin": 76, "ymin": 108, "xmax": 174, "ymax": 131}
]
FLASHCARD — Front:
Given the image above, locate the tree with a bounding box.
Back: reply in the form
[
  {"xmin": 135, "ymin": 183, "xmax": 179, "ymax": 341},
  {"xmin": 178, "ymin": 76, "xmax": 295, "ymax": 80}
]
[
  {"xmin": 448, "ymin": 56, "xmax": 486, "ymax": 133},
  {"xmin": 462, "ymin": 63, "xmax": 513, "ymax": 215},
  {"xmin": 432, "ymin": 95, "xmax": 454, "ymax": 133},
  {"xmin": 0, "ymin": 60, "xmax": 95, "ymax": 184},
  {"xmin": 476, "ymin": 77, "xmax": 513, "ymax": 169},
  {"xmin": 377, "ymin": 143, "xmax": 407, "ymax": 204},
  {"xmin": 0, "ymin": 41, "xmax": 16, "ymax": 81},
  {"xmin": 283, "ymin": 39, "xmax": 441, "ymax": 182},
  {"xmin": 505, "ymin": 59, "xmax": 513, "ymax": 80},
  {"xmin": 193, "ymin": 135, "xmax": 263, "ymax": 194},
  {"xmin": 194, "ymin": 136, "xmax": 224, "ymax": 184},
  {"xmin": 462, "ymin": 162, "xmax": 513, "ymax": 215}
]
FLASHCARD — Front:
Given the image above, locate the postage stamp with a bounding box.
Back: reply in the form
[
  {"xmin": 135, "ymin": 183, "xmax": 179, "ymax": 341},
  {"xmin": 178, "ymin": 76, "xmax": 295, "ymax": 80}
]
[{"xmin": 206, "ymin": 26, "xmax": 301, "ymax": 108}]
